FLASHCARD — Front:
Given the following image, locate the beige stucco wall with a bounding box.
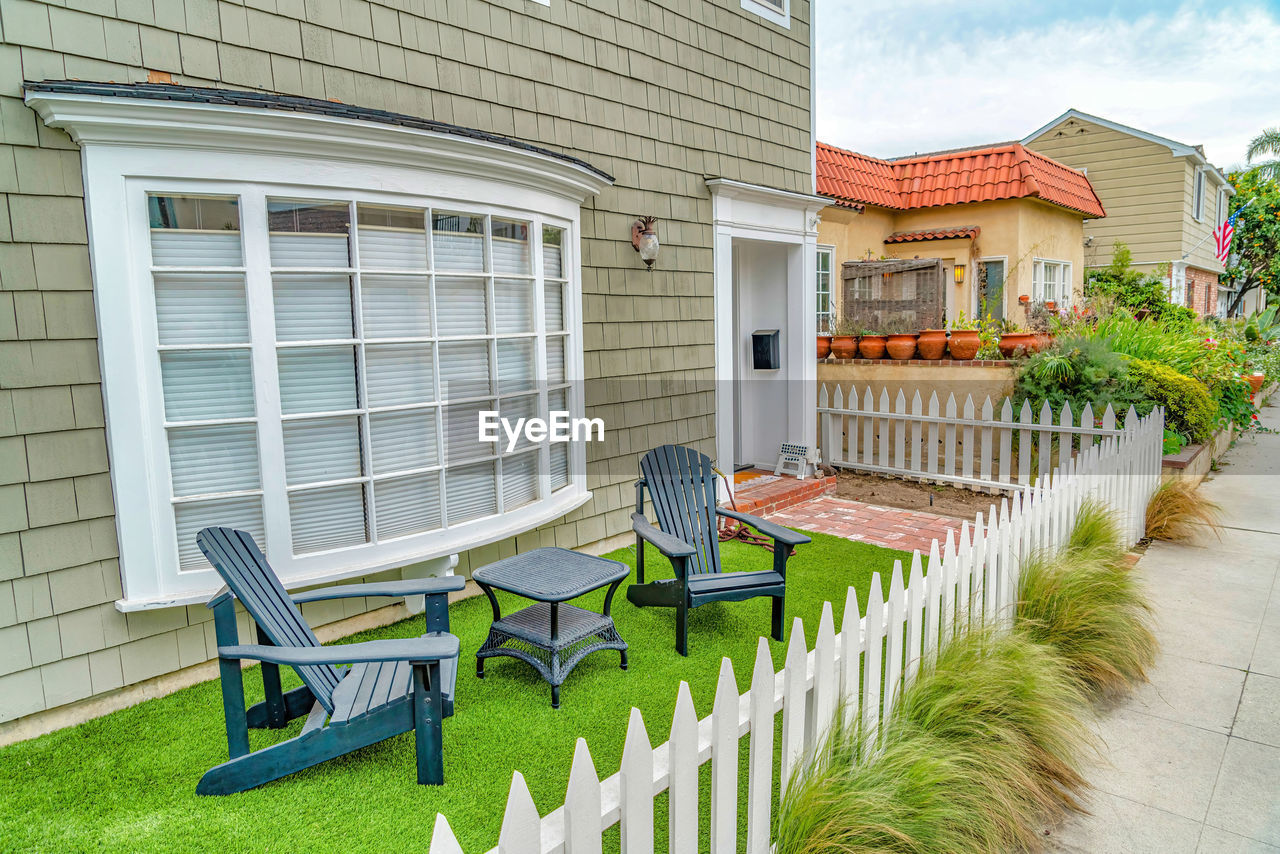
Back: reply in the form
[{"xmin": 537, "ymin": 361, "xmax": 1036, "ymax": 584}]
[
  {"xmin": 818, "ymin": 197, "xmax": 1086, "ymax": 326},
  {"xmin": 0, "ymin": 0, "xmax": 812, "ymax": 732},
  {"xmin": 1026, "ymin": 117, "xmax": 1227, "ymax": 278}
]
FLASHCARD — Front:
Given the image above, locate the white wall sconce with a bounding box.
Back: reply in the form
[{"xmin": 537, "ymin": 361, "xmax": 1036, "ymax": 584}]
[{"xmin": 631, "ymin": 216, "xmax": 659, "ymax": 270}]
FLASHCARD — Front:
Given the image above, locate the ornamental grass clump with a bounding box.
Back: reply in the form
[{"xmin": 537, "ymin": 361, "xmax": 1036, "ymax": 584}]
[
  {"xmin": 1145, "ymin": 479, "xmax": 1223, "ymax": 543},
  {"xmin": 1016, "ymin": 501, "xmax": 1157, "ymax": 696},
  {"xmin": 894, "ymin": 628, "xmax": 1096, "ymax": 823},
  {"xmin": 775, "ymin": 630, "xmax": 1094, "ymax": 854},
  {"xmin": 774, "ymin": 714, "xmax": 1043, "ymax": 854}
]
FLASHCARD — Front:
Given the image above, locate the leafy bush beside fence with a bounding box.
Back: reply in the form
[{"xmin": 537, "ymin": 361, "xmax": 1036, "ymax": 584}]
[{"xmin": 1126, "ymin": 359, "xmax": 1216, "ymax": 443}]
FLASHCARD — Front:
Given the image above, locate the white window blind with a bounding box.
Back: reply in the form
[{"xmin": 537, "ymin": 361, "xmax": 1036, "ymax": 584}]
[
  {"xmin": 145, "ymin": 190, "xmax": 580, "ymax": 580},
  {"xmin": 149, "ymin": 195, "xmax": 266, "ymax": 571}
]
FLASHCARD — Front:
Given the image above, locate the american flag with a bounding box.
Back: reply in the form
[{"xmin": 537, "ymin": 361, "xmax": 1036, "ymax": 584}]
[{"xmin": 1214, "ymin": 208, "xmax": 1241, "ymax": 265}]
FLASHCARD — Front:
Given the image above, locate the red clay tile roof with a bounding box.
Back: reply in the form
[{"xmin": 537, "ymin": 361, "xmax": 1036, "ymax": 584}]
[
  {"xmin": 816, "ymin": 141, "xmax": 1105, "ymax": 218},
  {"xmin": 884, "ymin": 226, "xmax": 981, "ymax": 244},
  {"xmin": 815, "ymin": 142, "xmax": 898, "ymax": 211}
]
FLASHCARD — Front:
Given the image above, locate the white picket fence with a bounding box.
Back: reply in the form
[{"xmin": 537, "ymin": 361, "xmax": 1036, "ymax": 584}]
[
  {"xmin": 818, "ymin": 384, "xmax": 1137, "ymax": 492},
  {"xmin": 427, "ymin": 408, "xmax": 1164, "ymax": 854}
]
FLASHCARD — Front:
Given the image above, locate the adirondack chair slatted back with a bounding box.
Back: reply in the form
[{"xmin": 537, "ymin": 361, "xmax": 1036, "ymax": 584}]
[
  {"xmin": 639, "ymin": 445, "xmax": 721, "ymax": 575},
  {"xmin": 197, "ymin": 527, "xmax": 343, "ymax": 712}
]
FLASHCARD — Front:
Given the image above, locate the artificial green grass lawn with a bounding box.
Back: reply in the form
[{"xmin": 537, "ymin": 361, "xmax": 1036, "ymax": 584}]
[{"xmin": 0, "ymin": 532, "xmax": 908, "ymax": 853}]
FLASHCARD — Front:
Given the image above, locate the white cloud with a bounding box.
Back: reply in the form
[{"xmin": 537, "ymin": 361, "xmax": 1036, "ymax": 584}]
[{"xmin": 815, "ymin": 2, "xmax": 1280, "ymax": 169}]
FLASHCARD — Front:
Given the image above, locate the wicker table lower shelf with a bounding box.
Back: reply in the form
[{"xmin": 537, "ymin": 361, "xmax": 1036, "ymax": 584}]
[{"xmin": 473, "ymin": 548, "xmax": 629, "ymax": 709}]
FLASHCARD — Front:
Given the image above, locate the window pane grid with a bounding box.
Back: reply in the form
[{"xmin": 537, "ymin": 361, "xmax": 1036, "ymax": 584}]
[
  {"xmin": 149, "ymin": 193, "xmax": 269, "ymax": 570},
  {"xmin": 154, "ymin": 191, "xmax": 574, "ymax": 568}
]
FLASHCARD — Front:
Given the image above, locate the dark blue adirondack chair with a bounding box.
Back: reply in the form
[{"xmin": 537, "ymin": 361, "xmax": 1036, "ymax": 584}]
[
  {"xmin": 626, "ymin": 445, "xmax": 811, "ymax": 655},
  {"xmin": 195, "ymin": 527, "xmax": 465, "ymax": 795}
]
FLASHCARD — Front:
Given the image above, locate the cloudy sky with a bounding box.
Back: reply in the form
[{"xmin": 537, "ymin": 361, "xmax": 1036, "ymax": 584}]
[{"xmin": 814, "ymin": 0, "xmax": 1280, "ymax": 170}]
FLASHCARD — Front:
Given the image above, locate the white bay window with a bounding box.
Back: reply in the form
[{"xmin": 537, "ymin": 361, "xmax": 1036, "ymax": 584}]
[{"xmin": 28, "ymin": 86, "xmax": 609, "ymax": 608}]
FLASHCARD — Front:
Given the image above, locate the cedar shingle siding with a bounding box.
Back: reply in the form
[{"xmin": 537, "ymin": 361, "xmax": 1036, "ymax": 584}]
[{"xmin": 0, "ymin": 0, "xmax": 812, "ymax": 728}]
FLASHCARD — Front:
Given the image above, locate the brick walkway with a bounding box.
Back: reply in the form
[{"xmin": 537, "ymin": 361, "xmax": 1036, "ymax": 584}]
[{"xmin": 768, "ymin": 495, "xmax": 965, "ymax": 555}]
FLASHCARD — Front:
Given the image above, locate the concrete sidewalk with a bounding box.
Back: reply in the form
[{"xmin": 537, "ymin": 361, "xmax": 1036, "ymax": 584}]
[{"xmin": 1046, "ymin": 408, "xmax": 1280, "ymax": 853}]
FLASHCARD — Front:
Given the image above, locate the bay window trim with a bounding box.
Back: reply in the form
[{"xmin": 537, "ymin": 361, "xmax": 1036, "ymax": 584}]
[{"xmin": 33, "ymin": 90, "xmax": 608, "ymax": 610}]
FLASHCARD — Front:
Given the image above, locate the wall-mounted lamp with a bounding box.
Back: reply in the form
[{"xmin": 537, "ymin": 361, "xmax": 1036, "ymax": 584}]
[
  {"xmin": 631, "ymin": 216, "xmax": 659, "ymax": 271},
  {"xmin": 953, "ymin": 263, "xmax": 966, "ymax": 285}
]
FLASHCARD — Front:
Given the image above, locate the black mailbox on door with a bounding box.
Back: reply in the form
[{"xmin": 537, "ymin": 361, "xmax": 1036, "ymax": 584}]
[{"xmin": 751, "ymin": 329, "xmax": 780, "ymax": 370}]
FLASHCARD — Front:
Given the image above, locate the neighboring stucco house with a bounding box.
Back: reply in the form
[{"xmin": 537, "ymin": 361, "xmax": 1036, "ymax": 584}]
[
  {"xmin": 1023, "ymin": 109, "xmax": 1244, "ymax": 317},
  {"xmin": 814, "ymin": 141, "xmax": 1104, "ymax": 328},
  {"xmin": 0, "ymin": 0, "xmax": 824, "ymax": 739}
]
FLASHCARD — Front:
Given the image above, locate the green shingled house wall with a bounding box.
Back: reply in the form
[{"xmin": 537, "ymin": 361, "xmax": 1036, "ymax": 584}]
[{"xmin": 0, "ymin": 0, "xmax": 812, "ymax": 733}]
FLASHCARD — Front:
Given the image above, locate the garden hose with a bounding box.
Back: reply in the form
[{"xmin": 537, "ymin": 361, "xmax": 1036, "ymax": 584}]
[{"xmin": 711, "ymin": 465, "xmax": 787, "ymax": 553}]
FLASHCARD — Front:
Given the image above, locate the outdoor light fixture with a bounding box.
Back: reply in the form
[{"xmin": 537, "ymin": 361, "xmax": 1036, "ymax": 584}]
[
  {"xmin": 954, "ymin": 263, "xmax": 966, "ymax": 285},
  {"xmin": 631, "ymin": 216, "xmax": 659, "ymax": 270}
]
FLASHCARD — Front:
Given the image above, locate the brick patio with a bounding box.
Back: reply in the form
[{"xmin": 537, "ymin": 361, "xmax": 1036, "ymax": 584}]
[{"xmin": 768, "ymin": 495, "xmax": 965, "ymax": 555}]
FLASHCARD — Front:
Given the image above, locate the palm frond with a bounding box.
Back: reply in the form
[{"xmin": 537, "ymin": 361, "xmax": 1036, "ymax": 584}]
[
  {"xmin": 1246, "ymin": 128, "xmax": 1280, "ymax": 163},
  {"xmin": 1245, "ymin": 159, "xmax": 1280, "ymax": 182}
]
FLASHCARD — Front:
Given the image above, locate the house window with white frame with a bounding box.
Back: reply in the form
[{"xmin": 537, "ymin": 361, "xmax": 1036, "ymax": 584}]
[
  {"xmin": 1032, "ymin": 259, "xmax": 1072, "ymax": 305},
  {"xmin": 1217, "ymin": 186, "xmax": 1228, "ymax": 229},
  {"xmin": 1193, "ymin": 168, "xmax": 1206, "ymax": 222},
  {"xmin": 148, "ymin": 191, "xmax": 577, "ymax": 575},
  {"xmin": 28, "ymin": 85, "xmax": 612, "ymax": 608},
  {"xmin": 816, "ymin": 245, "xmax": 834, "ymax": 333}
]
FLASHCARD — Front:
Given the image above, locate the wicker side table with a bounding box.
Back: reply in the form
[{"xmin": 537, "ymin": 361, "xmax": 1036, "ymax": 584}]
[{"xmin": 473, "ymin": 547, "xmax": 629, "ymax": 708}]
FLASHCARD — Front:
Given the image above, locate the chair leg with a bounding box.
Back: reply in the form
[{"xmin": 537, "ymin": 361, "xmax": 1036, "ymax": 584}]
[
  {"xmin": 412, "ymin": 662, "xmax": 445, "ymax": 785},
  {"xmin": 676, "ymin": 597, "xmax": 689, "ymax": 657},
  {"xmin": 771, "ymin": 594, "xmax": 785, "ymax": 642}
]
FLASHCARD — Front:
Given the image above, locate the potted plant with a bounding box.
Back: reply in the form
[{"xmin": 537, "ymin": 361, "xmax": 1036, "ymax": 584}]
[
  {"xmin": 915, "ymin": 324, "xmax": 949, "ymax": 360},
  {"xmin": 816, "ymin": 332, "xmax": 832, "ymax": 359},
  {"xmin": 857, "ymin": 324, "xmax": 887, "ymax": 359},
  {"xmin": 998, "ymin": 329, "xmax": 1036, "ymax": 358},
  {"xmin": 883, "ymin": 317, "xmax": 919, "ymax": 360},
  {"xmin": 829, "ymin": 318, "xmax": 859, "ymax": 360},
  {"xmin": 1018, "ymin": 294, "xmax": 1031, "ymax": 305},
  {"xmin": 1025, "ymin": 302, "xmax": 1058, "ymax": 353},
  {"xmin": 947, "ymin": 312, "xmax": 981, "ymax": 360}
]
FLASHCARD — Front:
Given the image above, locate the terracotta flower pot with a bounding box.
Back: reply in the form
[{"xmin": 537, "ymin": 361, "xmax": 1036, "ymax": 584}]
[
  {"xmin": 947, "ymin": 329, "xmax": 980, "ymax": 360},
  {"xmin": 1248, "ymin": 372, "xmax": 1266, "ymax": 394},
  {"xmin": 1032, "ymin": 333, "xmax": 1054, "ymax": 353},
  {"xmin": 916, "ymin": 329, "xmax": 948, "ymax": 360},
  {"xmin": 858, "ymin": 334, "xmax": 887, "ymax": 359},
  {"xmin": 886, "ymin": 333, "xmax": 919, "ymax": 360},
  {"xmin": 1018, "ymin": 295, "xmax": 1031, "ymax": 305},
  {"xmin": 830, "ymin": 335, "xmax": 858, "ymax": 359},
  {"xmin": 1045, "ymin": 301, "xmax": 1057, "ymax": 311},
  {"xmin": 998, "ymin": 332, "xmax": 1035, "ymax": 358},
  {"xmin": 817, "ymin": 335, "xmax": 832, "ymax": 359}
]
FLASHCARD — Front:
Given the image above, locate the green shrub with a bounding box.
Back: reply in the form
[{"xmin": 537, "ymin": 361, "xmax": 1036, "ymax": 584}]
[
  {"xmin": 1124, "ymin": 359, "xmax": 1216, "ymax": 442},
  {"xmin": 1013, "ymin": 337, "xmax": 1143, "ymax": 416},
  {"xmin": 1083, "ymin": 243, "xmax": 1185, "ymax": 321}
]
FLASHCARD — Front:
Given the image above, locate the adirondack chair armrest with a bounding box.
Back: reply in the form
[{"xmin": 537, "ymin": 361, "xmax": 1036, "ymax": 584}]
[
  {"xmin": 291, "ymin": 576, "xmax": 466, "ymax": 605},
  {"xmin": 218, "ymin": 635, "xmax": 461, "ymax": 666},
  {"xmin": 716, "ymin": 508, "xmax": 812, "ymax": 547},
  {"xmin": 631, "ymin": 512, "xmax": 696, "ymax": 558}
]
